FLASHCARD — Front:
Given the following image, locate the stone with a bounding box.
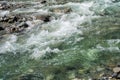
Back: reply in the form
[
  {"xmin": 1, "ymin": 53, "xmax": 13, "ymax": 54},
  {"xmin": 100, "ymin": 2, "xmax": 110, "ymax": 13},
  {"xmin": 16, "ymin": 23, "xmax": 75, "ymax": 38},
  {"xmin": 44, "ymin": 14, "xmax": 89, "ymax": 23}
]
[
  {"xmin": 113, "ymin": 67, "xmax": 120, "ymax": 73},
  {"xmin": 17, "ymin": 22, "xmax": 29, "ymax": 28},
  {"xmin": 27, "ymin": 69, "xmax": 34, "ymax": 73},
  {"xmin": 0, "ymin": 27, "xmax": 4, "ymax": 31},
  {"xmin": 41, "ymin": 0, "xmax": 47, "ymax": 4},
  {"xmin": 0, "ymin": 1, "xmax": 11, "ymax": 10},
  {"xmin": 112, "ymin": 67, "xmax": 120, "ymax": 79},
  {"xmin": 35, "ymin": 14, "xmax": 51, "ymax": 22},
  {"xmin": 112, "ymin": 72, "xmax": 120, "ymax": 79},
  {"xmin": 11, "ymin": 27, "xmax": 19, "ymax": 33},
  {"xmin": 49, "ymin": 7, "xmax": 72, "ymax": 13}
]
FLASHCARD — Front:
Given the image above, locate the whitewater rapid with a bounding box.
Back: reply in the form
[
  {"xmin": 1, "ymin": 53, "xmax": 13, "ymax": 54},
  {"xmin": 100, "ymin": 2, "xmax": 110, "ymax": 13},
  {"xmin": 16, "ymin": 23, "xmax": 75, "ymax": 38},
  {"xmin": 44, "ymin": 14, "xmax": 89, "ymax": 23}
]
[{"xmin": 0, "ymin": 0, "xmax": 119, "ymax": 58}]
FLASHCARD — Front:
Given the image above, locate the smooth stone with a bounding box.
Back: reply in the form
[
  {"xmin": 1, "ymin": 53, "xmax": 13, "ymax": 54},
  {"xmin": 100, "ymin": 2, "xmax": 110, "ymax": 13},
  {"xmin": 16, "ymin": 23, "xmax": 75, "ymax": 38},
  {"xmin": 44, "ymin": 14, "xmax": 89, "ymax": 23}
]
[{"xmin": 113, "ymin": 67, "xmax": 120, "ymax": 73}]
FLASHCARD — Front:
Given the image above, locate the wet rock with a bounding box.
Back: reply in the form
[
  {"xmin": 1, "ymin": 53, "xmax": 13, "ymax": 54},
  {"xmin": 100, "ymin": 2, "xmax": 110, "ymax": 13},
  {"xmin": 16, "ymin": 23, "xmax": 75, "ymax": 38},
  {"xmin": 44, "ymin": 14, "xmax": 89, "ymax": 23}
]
[
  {"xmin": 0, "ymin": 1, "xmax": 11, "ymax": 10},
  {"xmin": 41, "ymin": 0, "xmax": 47, "ymax": 4},
  {"xmin": 113, "ymin": 67, "xmax": 120, "ymax": 73},
  {"xmin": 49, "ymin": 7, "xmax": 72, "ymax": 13},
  {"xmin": 17, "ymin": 22, "xmax": 29, "ymax": 28},
  {"xmin": 0, "ymin": 26, "xmax": 4, "ymax": 31},
  {"xmin": 11, "ymin": 27, "xmax": 19, "ymax": 33},
  {"xmin": 112, "ymin": 72, "xmax": 120, "ymax": 79},
  {"xmin": 35, "ymin": 14, "xmax": 51, "ymax": 22},
  {"xmin": 0, "ymin": 14, "xmax": 33, "ymax": 34},
  {"xmin": 0, "ymin": 16, "xmax": 9, "ymax": 22},
  {"xmin": 8, "ymin": 22, "xmax": 29, "ymax": 33},
  {"xmin": 8, "ymin": 16, "xmax": 18, "ymax": 23},
  {"xmin": 4, "ymin": 26, "xmax": 18, "ymax": 33},
  {"xmin": 0, "ymin": 15, "xmax": 18, "ymax": 23},
  {"xmin": 0, "ymin": 14, "xmax": 33, "ymax": 24},
  {"xmin": 112, "ymin": 67, "xmax": 120, "ymax": 79},
  {"xmin": 0, "ymin": 1, "xmax": 32, "ymax": 10}
]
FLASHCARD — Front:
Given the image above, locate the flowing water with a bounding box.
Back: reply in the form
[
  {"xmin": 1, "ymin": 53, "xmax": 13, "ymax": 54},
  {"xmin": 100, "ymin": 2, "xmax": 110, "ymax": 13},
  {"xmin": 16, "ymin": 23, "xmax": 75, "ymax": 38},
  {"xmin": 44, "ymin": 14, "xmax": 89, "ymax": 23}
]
[{"xmin": 0, "ymin": 0, "xmax": 120, "ymax": 80}]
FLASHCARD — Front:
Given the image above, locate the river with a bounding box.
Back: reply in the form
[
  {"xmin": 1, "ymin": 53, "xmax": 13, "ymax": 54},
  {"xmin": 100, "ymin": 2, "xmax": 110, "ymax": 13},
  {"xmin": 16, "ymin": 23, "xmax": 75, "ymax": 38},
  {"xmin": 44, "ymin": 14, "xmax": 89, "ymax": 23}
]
[{"xmin": 0, "ymin": 0, "xmax": 120, "ymax": 80}]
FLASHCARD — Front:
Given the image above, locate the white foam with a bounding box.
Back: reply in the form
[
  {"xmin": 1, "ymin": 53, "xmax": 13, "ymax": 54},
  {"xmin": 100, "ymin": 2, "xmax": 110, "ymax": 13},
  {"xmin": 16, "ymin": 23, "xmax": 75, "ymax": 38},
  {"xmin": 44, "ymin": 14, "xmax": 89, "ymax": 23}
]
[
  {"xmin": 0, "ymin": 11, "xmax": 9, "ymax": 17},
  {"xmin": 0, "ymin": 2, "xmax": 97, "ymax": 59}
]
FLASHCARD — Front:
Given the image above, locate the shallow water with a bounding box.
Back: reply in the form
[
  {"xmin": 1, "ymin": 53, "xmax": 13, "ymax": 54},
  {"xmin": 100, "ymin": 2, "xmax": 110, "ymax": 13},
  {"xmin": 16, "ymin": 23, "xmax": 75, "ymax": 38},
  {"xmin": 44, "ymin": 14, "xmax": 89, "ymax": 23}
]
[{"xmin": 0, "ymin": 0, "xmax": 120, "ymax": 80}]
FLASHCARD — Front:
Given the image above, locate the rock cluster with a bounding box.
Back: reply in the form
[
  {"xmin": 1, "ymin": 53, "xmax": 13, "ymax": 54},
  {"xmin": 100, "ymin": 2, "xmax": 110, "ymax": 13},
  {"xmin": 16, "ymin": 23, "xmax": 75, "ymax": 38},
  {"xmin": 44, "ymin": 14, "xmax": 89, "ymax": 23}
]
[
  {"xmin": 0, "ymin": 14, "xmax": 32, "ymax": 33},
  {"xmin": 0, "ymin": 1, "xmax": 31, "ymax": 10}
]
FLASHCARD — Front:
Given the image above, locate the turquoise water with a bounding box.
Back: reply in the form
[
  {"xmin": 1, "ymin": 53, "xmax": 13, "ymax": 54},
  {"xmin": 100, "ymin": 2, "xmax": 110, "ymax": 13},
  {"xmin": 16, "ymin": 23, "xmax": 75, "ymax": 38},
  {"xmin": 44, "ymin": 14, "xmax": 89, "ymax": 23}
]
[{"xmin": 0, "ymin": 0, "xmax": 120, "ymax": 80}]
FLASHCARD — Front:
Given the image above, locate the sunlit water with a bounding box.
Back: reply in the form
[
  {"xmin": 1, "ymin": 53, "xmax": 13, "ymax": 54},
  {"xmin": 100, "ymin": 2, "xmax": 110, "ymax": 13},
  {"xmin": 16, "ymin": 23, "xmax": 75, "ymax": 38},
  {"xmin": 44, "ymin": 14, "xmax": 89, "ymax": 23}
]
[{"xmin": 0, "ymin": 0, "xmax": 120, "ymax": 79}]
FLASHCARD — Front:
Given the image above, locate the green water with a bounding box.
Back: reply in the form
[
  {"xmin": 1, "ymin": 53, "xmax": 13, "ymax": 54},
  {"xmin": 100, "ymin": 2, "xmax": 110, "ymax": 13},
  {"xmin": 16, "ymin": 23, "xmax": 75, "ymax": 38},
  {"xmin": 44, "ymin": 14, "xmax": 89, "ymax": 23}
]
[{"xmin": 0, "ymin": 0, "xmax": 120, "ymax": 80}]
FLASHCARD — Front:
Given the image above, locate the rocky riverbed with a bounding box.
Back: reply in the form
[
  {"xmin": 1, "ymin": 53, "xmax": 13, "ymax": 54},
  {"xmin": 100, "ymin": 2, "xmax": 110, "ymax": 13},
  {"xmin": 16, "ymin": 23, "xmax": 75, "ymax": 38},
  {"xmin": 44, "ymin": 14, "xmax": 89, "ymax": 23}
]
[{"xmin": 0, "ymin": 0, "xmax": 120, "ymax": 80}]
